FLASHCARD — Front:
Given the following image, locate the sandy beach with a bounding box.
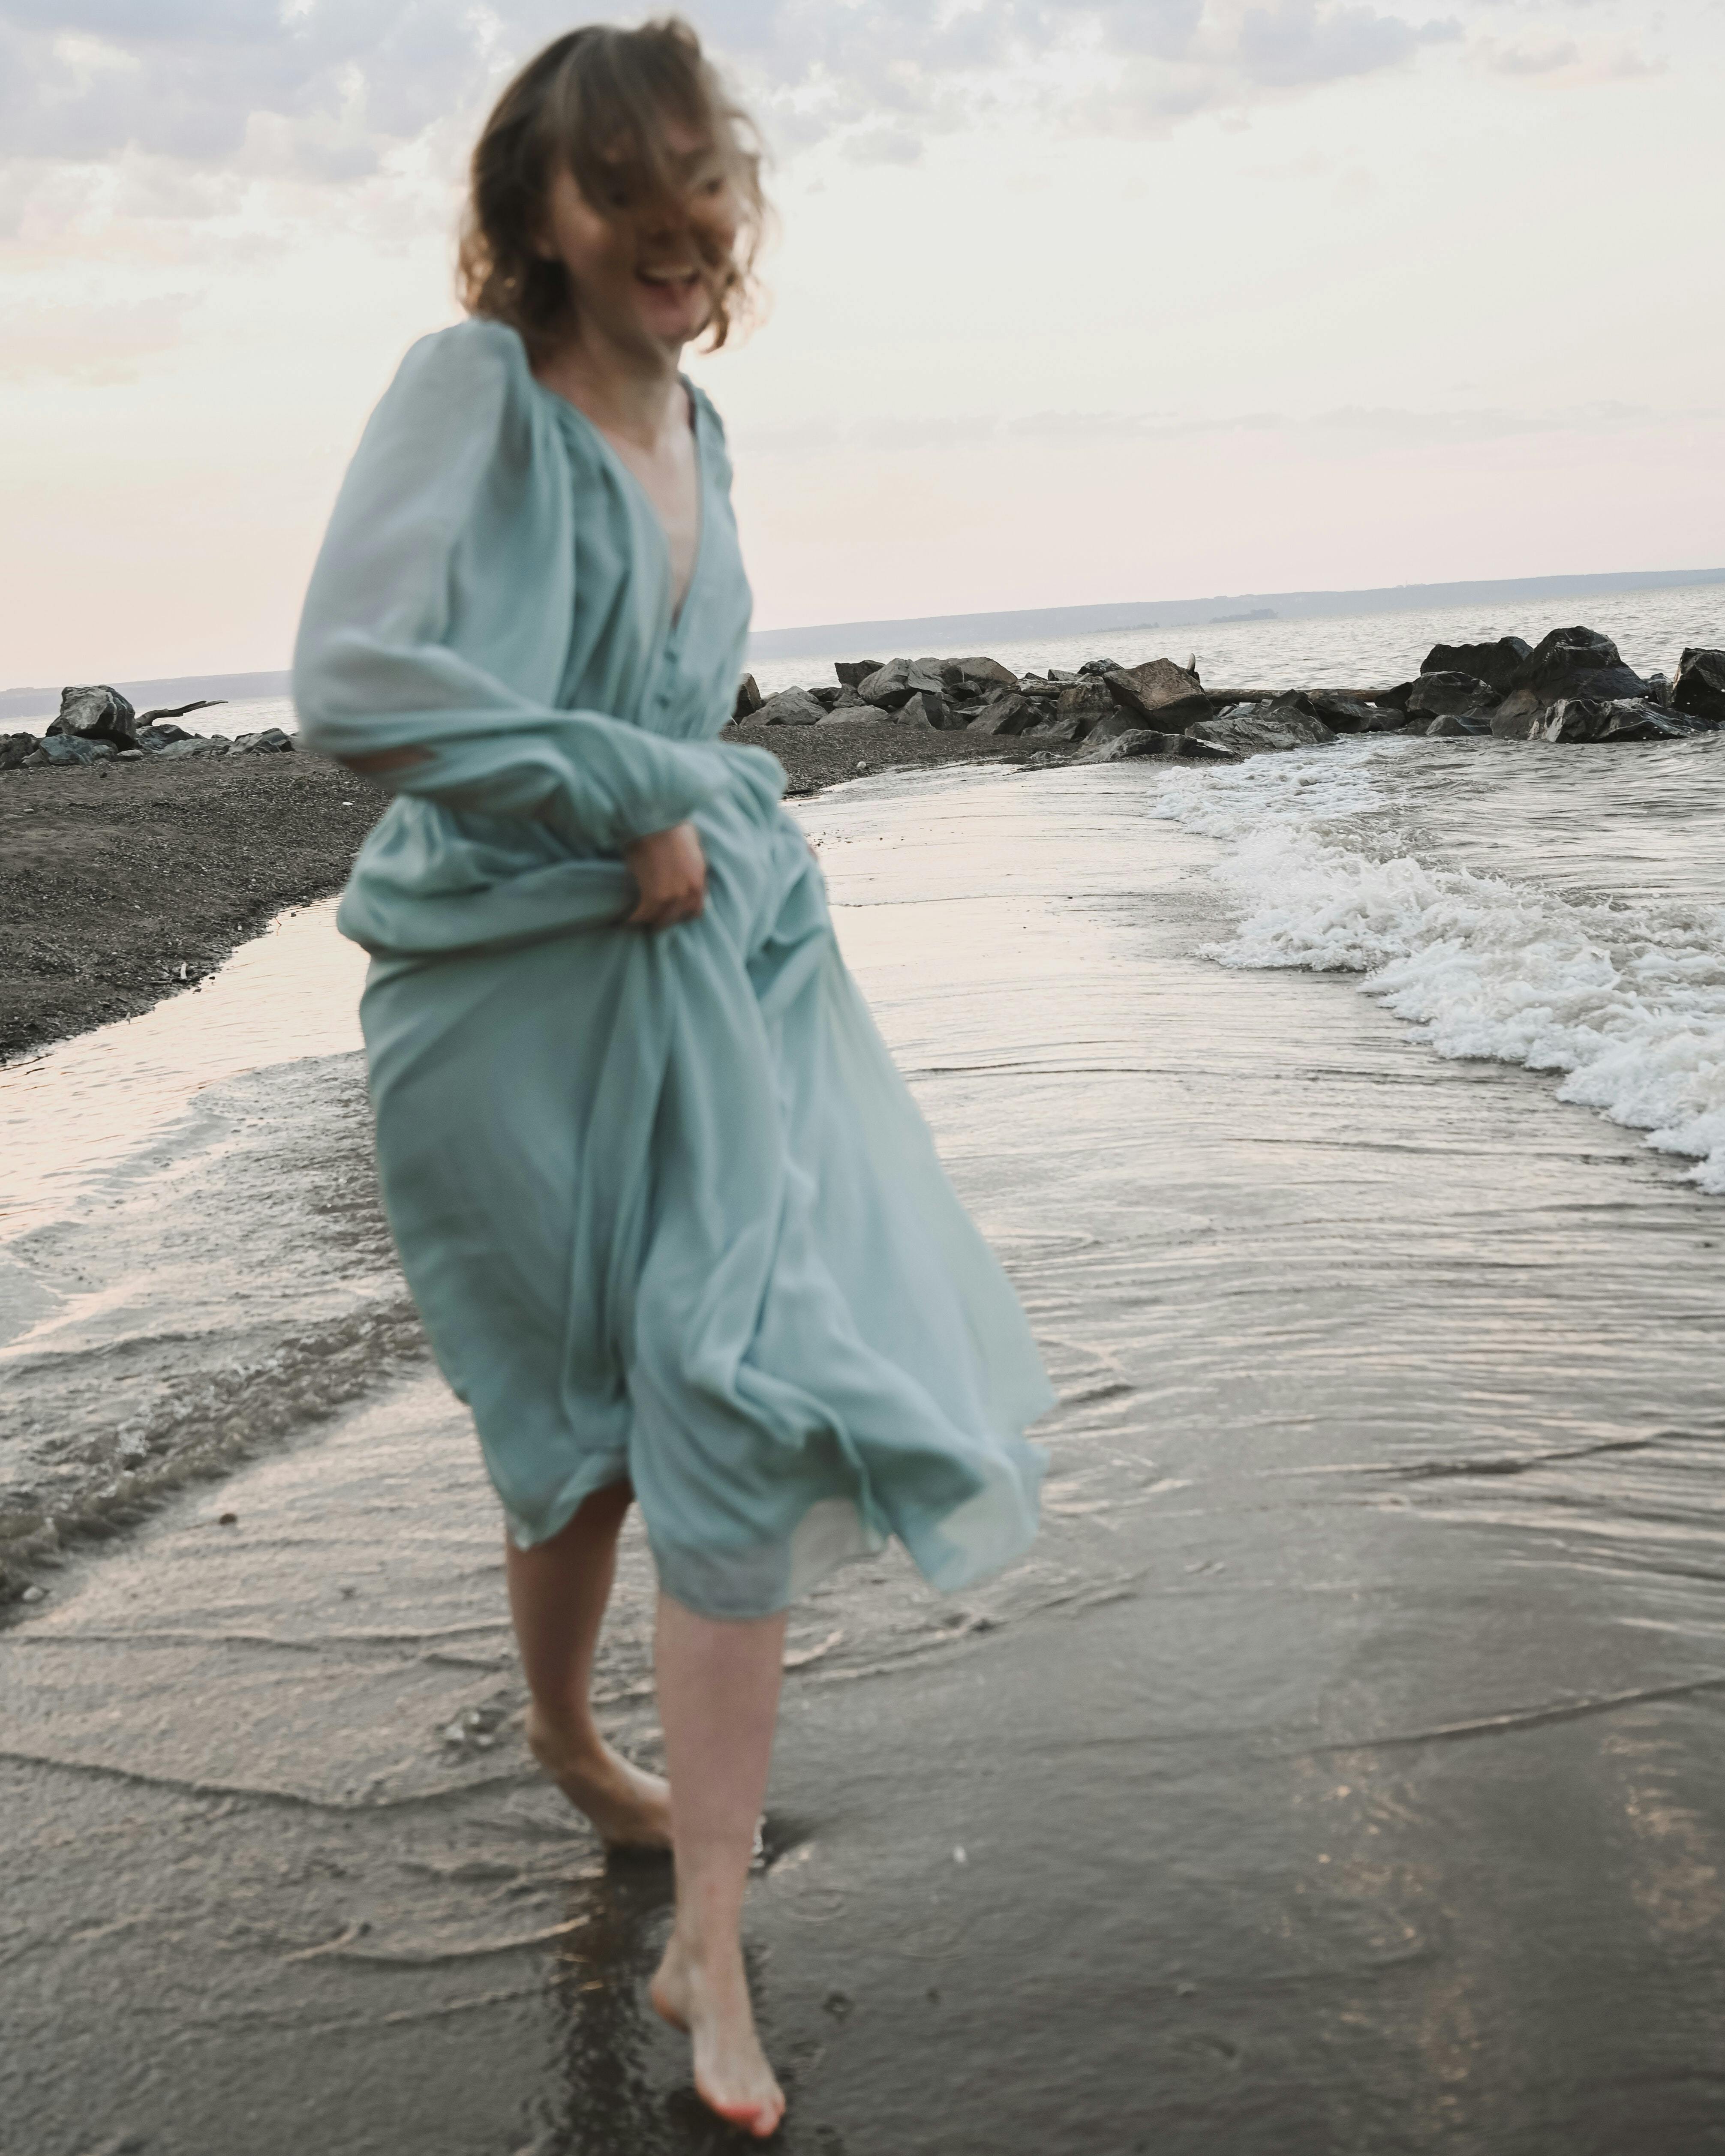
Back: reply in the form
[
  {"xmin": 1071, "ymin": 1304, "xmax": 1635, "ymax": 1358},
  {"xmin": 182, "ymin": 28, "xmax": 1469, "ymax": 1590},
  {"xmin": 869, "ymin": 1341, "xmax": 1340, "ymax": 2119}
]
[
  {"xmin": 0, "ymin": 721, "xmax": 1060, "ymax": 1064},
  {"xmin": 6, "ymin": 741, "xmax": 1725, "ymax": 2153}
]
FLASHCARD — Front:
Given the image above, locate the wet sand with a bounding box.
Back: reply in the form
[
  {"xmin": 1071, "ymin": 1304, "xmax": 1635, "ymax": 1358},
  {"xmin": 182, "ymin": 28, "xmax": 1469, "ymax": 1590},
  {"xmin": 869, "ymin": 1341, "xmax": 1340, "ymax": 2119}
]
[
  {"xmin": 0, "ymin": 724, "xmax": 1059, "ymax": 1063},
  {"xmin": 5, "ymin": 764, "xmax": 1725, "ymax": 2153}
]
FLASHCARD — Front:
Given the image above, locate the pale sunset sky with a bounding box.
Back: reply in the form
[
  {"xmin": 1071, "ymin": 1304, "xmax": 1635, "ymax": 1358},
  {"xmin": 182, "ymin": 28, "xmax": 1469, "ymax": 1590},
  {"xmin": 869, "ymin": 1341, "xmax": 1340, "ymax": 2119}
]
[{"xmin": 1, "ymin": 0, "xmax": 1719, "ymax": 684}]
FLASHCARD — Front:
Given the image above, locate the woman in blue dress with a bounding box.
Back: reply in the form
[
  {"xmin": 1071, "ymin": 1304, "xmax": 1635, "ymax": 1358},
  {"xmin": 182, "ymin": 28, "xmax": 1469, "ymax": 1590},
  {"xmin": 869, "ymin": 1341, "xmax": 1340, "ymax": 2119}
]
[{"xmin": 294, "ymin": 20, "xmax": 1049, "ymax": 2136}]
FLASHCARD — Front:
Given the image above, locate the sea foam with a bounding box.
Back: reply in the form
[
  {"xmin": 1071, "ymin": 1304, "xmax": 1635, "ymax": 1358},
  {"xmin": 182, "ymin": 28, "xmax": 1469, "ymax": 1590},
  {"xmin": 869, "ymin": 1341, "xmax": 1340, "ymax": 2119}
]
[{"xmin": 1149, "ymin": 742, "xmax": 1725, "ymax": 1195}]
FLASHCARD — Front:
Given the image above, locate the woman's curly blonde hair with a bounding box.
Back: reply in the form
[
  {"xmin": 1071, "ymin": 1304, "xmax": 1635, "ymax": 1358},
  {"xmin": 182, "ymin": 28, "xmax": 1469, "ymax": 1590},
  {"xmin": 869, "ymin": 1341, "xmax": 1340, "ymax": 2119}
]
[{"xmin": 457, "ymin": 19, "xmax": 766, "ymax": 361}]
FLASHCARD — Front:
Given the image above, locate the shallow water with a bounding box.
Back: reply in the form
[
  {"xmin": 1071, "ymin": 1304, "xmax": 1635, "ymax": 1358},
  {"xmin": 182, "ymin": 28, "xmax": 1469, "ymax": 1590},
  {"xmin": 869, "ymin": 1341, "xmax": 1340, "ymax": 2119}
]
[{"xmin": 4, "ymin": 754, "xmax": 1725, "ymax": 2153}]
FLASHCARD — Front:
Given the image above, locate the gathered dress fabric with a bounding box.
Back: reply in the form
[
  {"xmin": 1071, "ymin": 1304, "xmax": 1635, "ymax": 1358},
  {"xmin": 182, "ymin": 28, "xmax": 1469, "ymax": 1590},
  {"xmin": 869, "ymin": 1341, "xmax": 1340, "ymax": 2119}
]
[{"xmin": 293, "ymin": 320, "xmax": 1050, "ymax": 1618}]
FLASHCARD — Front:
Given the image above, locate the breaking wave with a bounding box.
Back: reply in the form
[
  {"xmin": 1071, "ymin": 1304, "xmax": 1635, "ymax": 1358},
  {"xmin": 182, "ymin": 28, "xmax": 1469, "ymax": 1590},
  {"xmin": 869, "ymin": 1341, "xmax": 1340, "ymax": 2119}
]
[{"xmin": 1149, "ymin": 737, "xmax": 1725, "ymax": 1195}]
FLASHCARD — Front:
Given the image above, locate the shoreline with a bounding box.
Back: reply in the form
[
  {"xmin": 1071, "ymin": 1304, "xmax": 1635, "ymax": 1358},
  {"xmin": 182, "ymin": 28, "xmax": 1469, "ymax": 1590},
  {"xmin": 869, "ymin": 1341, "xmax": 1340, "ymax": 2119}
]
[{"xmin": 0, "ymin": 723, "xmax": 1064, "ymax": 1064}]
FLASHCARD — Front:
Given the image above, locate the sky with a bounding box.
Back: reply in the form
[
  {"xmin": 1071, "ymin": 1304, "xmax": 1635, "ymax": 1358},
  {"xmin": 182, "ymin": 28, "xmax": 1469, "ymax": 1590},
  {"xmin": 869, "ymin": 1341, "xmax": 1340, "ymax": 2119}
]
[{"xmin": 1, "ymin": 0, "xmax": 1720, "ymax": 684}]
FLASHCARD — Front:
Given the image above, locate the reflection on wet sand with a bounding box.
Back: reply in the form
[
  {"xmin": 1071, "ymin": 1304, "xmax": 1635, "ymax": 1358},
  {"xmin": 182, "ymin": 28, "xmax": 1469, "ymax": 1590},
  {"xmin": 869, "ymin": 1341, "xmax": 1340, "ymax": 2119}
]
[{"xmin": 4, "ymin": 763, "xmax": 1725, "ymax": 2154}]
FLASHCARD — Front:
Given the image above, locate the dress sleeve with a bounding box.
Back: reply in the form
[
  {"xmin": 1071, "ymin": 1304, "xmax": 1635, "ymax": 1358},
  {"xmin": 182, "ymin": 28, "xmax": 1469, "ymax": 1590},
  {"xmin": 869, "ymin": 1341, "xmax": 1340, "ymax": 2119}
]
[{"xmin": 292, "ymin": 324, "xmax": 722, "ymax": 854}]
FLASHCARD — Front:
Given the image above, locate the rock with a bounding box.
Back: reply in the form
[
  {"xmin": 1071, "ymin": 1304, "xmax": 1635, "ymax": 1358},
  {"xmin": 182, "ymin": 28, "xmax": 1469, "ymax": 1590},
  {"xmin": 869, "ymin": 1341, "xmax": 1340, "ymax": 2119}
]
[
  {"xmin": 1508, "ymin": 626, "xmax": 1650, "ymax": 707},
  {"xmin": 116, "ymin": 748, "xmax": 144, "ymax": 761},
  {"xmin": 1081, "ymin": 727, "xmax": 1177, "ymax": 762},
  {"xmin": 48, "ymin": 684, "xmax": 138, "ymax": 748},
  {"xmin": 1370, "ymin": 681, "xmax": 1417, "ymax": 712},
  {"xmin": 1151, "ymin": 693, "xmax": 1222, "ymax": 735},
  {"xmin": 1102, "ymin": 657, "xmax": 1204, "ymax": 722},
  {"xmin": 857, "ymin": 657, "xmax": 945, "ymax": 711},
  {"xmin": 0, "ymin": 732, "xmax": 39, "ymax": 770},
  {"xmin": 815, "ymin": 704, "xmax": 879, "ymax": 724},
  {"xmin": 757, "ymin": 687, "xmax": 827, "ymax": 727},
  {"xmin": 733, "ymin": 674, "xmax": 763, "ymax": 720},
  {"xmin": 1025, "ymin": 710, "xmax": 1087, "ymax": 744},
  {"xmin": 1421, "ymin": 637, "xmax": 1531, "ymax": 693},
  {"xmin": 1424, "ymin": 713, "xmax": 1483, "ymax": 738},
  {"xmin": 829, "ymin": 684, "xmax": 868, "ymax": 710},
  {"xmin": 897, "ymin": 691, "xmax": 941, "ymax": 730},
  {"xmin": 1673, "ymin": 648, "xmax": 1725, "ymax": 725},
  {"xmin": 154, "ymin": 734, "xmax": 231, "ymax": 759},
  {"xmin": 806, "ymin": 685, "xmax": 843, "ymax": 711},
  {"xmin": 1076, "ymin": 656, "xmax": 1125, "ymax": 677},
  {"xmin": 966, "ymin": 693, "xmax": 1038, "ymax": 737},
  {"xmin": 1187, "ymin": 703, "xmax": 1334, "ymax": 756},
  {"xmin": 138, "ymin": 722, "xmax": 194, "ymax": 749},
  {"xmin": 952, "ymin": 656, "xmax": 1018, "ymax": 696},
  {"xmin": 232, "ymin": 728, "xmax": 295, "ymax": 754},
  {"xmin": 1489, "ymin": 708, "xmax": 1545, "ymax": 740},
  {"xmin": 1544, "ymin": 698, "xmax": 1695, "ymax": 745},
  {"xmin": 1406, "ymin": 671, "xmax": 1497, "ymax": 724},
  {"xmin": 1055, "ymin": 679, "xmax": 1118, "ymax": 738},
  {"xmin": 834, "ymin": 660, "xmax": 885, "ymax": 688},
  {"xmin": 33, "ymin": 732, "xmax": 117, "ymax": 766},
  {"xmin": 1302, "ymin": 691, "xmax": 1379, "ymax": 732},
  {"xmin": 1083, "ymin": 706, "xmax": 1163, "ymax": 746}
]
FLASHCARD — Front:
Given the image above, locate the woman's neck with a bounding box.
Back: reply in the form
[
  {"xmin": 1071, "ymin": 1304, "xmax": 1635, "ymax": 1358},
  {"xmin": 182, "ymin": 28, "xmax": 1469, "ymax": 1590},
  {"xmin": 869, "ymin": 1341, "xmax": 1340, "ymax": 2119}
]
[{"xmin": 536, "ymin": 323, "xmax": 686, "ymax": 453}]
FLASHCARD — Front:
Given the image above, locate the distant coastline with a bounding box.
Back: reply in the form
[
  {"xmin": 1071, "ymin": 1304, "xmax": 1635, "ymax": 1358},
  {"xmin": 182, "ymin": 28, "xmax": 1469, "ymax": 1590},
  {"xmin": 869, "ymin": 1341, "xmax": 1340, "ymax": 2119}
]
[{"xmin": 4, "ymin": 566, "xmax": 1722, "ymax": 723}]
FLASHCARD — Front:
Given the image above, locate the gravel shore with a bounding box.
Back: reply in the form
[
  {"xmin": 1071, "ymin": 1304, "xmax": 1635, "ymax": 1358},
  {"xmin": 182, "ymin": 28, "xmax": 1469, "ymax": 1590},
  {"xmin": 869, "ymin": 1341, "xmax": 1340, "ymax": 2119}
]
[{"xmin": 0, "ymin": 722, "xmax": 1065, "ymax": 1062}]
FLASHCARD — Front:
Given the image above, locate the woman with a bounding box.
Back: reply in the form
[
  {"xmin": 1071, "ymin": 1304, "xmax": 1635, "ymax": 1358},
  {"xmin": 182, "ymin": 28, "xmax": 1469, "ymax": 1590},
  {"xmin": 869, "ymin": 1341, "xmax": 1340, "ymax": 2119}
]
[{"xmin": 294, "ymin": 19, "xmax": 1050, "ymax": 2137}]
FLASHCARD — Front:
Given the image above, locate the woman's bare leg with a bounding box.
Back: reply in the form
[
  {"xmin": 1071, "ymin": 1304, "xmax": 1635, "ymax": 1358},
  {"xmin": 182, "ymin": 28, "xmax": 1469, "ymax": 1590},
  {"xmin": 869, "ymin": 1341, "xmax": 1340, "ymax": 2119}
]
[
  {"xmin": 504, "ymin": 1483, "xmax": 673, "ymax": 1850},
  {"xmin": 650, "ymin": 1592, "xmax": 787, "ymax": 2139}
]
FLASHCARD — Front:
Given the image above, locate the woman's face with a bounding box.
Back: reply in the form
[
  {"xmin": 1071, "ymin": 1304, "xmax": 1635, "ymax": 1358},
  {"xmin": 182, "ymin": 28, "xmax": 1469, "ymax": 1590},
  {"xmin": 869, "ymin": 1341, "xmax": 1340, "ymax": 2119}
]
[{"xmin": 539, "ymin": 117, "xmax": 740, "ymax": 358}]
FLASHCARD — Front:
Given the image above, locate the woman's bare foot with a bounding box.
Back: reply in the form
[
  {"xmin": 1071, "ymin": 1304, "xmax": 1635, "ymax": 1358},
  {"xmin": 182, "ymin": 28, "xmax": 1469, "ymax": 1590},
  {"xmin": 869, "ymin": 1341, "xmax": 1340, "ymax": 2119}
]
[
  {"xmin": 650, "ymin": 1928, "xmax": 785, "ymax": 2139},
  {"xmin": 524, "ymin": 1703, "xmax": 673, "ymax": 1852}
]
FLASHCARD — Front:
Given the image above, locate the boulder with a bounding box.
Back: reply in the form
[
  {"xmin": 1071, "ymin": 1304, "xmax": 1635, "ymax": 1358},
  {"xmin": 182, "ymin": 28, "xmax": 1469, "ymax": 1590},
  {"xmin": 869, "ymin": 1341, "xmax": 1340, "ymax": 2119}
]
[
  {"xmin": 31, "ymin": 733, "xmax": 118, "ymax": 765},
  {"xmin": 829, "ymin": 684, "xmax": 868, "ymax": 710},
  {"xmin": 834, "ymin": 660, "xmax": 885, "ymax": 688},
  {"xmin": 1302, "ymin": 691, "xmax": 1379, "ymax": 733},
  {"xmin": 1544, "ymin": 698, "xmax": 1695, "ymax": 745},
  {"xmin": 952, "ymin": 656, "xmax": 1018, "ymax": 696},
  {"xmin": 897, "ymin": 691, "xmax": 941, "ymax": 730},
  {"xmin": 232, "ymin": 727, "xmax": 295, "ymax": 754},
  {"xmin": 1076, "ymin": 656, "xmax": 1124, "ymax": 677},
  {"xmin": 1370, "ymin": 680, "xmax": 1417, "ymax": 712},
  {"xmin": 966, "ymin": 693, "xmax": 1038, "ymax": 737},
  {"xmin": 1424, "ymin": 714, "xmax": 1483, "ymax": 738},
  {"xmin": 756, "ymin": 687, "xmax": 826, "ymax": 727},
  {"xmin": 154, "ymin": 734, "xmax": 231, "ymax": 759},
  {"xmin": 1489, "ymin": 707, "xmax": 1545, "ymax": 741},
  {"xmin": 48, "ymin": 684, "xmax": 138, "ymax": 749},
  {"xmin": 733, "ymin": 674, "xmax": 763, "ymax": 720},
  {"xmin": 857, "ymin": 657, "xmax": 945, "ymax": 711},
  {"xmin": 805, "ymin": 684, "xmax": 843, "ymax": 711},
  {"xmin": 0, "ymin": 732, "xmax": 38, "ymax": 770},
  {"xmin": 138, "ymin": 723, "xmax": 194, "ymax": 749},
  {"xmin": 1083, "ymin": 727, "xmax": 1241, "ymax": 764},
  {"xmin": 1025, "ymin": 710, "xmax": 1087, "ymax": 744},
  {"xmin": 1420, "ymin": 637, "xmax": 1532, "ymax": 693},
  {"xmin": 1673, "ymin": 647, "xmax": 1725, "ymax": 725},
  {"xmin": 1508, "ymin": 626, "xmax": 1650, "ymax": 707},
  {"xmin": 1406, "ymin": 671, "xmax": 1497, "ymax": 722},
  {"xmin": 1102, "ymin": 656, "xmax": 1204, "ymax": 722},
  {"xmin": 1055, "ymin": 679, "xmax": 1118, "ymax": 738},
  {"xmin": 1084, "ymin": 706, "xmax": 1162, "ymax": 746},
  {"xmin": 1187, "ymin": 702, "xmax": 1335, "ymax": 756}
]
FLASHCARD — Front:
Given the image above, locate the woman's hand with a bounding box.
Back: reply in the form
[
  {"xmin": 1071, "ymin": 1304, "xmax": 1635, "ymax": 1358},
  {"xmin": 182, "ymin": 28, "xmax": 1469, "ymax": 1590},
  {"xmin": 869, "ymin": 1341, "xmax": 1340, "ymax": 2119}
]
[{"xmin": 624, "ymin": 821, "xmax": 707, "ymax": 928}]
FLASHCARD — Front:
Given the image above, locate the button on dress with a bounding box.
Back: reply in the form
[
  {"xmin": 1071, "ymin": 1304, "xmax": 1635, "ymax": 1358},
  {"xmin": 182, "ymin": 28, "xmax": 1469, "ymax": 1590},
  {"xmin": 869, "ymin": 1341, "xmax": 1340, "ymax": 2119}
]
[{"xmin": 293, "ymin": 320, "xmax": 1049, "ymax": 1618}]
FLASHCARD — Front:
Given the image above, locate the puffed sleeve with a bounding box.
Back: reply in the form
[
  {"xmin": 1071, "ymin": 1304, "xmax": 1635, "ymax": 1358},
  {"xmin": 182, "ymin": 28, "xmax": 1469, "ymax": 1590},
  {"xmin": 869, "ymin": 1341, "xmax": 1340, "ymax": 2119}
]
[{"xmin": 292, "ymin": 322, "xmax": 722, "ymax": 853}]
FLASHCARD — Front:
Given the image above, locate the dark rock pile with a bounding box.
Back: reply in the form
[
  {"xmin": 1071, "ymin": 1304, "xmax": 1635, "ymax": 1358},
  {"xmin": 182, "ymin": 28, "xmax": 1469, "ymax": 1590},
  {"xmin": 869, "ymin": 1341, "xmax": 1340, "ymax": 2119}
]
[
  {"xmin": 735, "ymin": 628, "xmax": 1725, "ymax": 764},
  {"xmin": 0, "ymin": 685, "xmax": 293, "ymax": 771}
]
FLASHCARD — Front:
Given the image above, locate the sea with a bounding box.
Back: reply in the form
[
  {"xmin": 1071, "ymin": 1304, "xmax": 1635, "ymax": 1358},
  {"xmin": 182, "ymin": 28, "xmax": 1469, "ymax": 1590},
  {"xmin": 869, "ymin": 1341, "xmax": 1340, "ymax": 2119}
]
[{"xmin": 5, "ymin": 579, "xmax": 1725, "ymax": 2149}]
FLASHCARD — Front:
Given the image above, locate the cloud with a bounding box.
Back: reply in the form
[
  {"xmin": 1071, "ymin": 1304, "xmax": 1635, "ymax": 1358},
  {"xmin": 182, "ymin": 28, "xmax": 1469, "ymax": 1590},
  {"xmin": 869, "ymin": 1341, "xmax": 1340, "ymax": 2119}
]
[{"xmin": 0, "ymin": 0, "xmax": 1500, "ymax": 208}]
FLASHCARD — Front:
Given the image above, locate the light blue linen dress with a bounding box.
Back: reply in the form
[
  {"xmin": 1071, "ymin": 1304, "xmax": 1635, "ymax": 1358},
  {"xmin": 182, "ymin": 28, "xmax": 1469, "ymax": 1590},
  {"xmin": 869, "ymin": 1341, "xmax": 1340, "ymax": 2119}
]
[{"xmin": 293, "ymin": 319, "xmax": 1049, "ymax": 1617}]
